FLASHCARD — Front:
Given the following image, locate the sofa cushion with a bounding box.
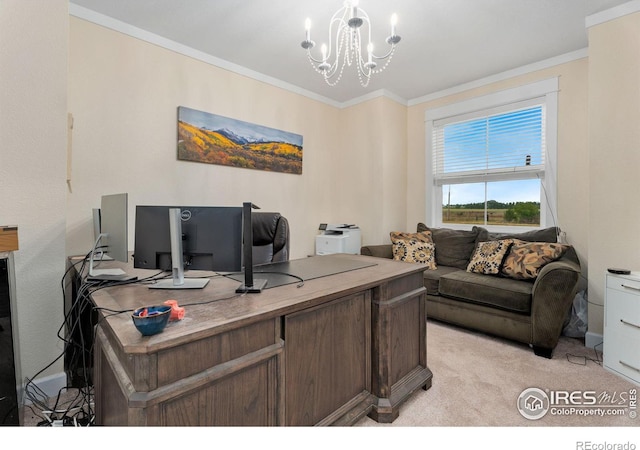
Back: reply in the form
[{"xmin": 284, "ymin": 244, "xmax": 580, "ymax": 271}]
[
  {"xmin": 438, "ymin": 270, "xmax": 533, "ymax": 314},
  {"xmin": 423, "ymin": 265, "xmax": 461, "ymax": 295},
  {"xmin": 390, "ymin": 231, "xmax": 436, "ymax": 268},
  {"xmin": 416, "ymin": 223, "xmax": 479, "ymax": 270},
  {"xmin": 466, "ymin": 239, "xmax": 514, "ymax": 275},
  {"xmin": 476, "ymin": 226, "xmax": 560, "ymax": 243},
  {"xmin": 501, "ymin": 239, "xmax": 569, "ymax": 280}
]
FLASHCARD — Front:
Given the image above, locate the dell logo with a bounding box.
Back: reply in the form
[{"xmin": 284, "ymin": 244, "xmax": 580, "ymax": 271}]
[{"xmin": 180, "ymin": 210, "xmax": 192, "ymax": 221}]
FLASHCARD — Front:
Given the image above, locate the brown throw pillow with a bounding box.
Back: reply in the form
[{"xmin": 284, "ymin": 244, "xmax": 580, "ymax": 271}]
[
  {"xmin": 390, "ymin": 231, "xmax": 436, "ymax": 269},
  {"xmin": 501, "ymin": 239, "xmax": 568, "ymax": 280},
  {"xmin": 467, "ymin": 239, "xmax": 514, "ymax": 275}
]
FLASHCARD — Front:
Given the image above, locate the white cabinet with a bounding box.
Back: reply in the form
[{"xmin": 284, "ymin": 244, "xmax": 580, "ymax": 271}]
[{"xmin": 604, "ymin": 272, "xmax": 640, "ymax": 386}]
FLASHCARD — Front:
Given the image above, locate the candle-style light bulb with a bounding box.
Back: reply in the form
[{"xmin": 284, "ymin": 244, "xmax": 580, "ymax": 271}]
[
  {"xmin": 351, "ymin": 0, "xmax": 359, "ymax": 18},
  {"xmin": 321, "ymin": 43, "xmax": 327, "ymax": 62},
  {"xmin": 367, "ymin": 42, "xmax": 373, "ymax": 63},
  {"xmin": 305, "ymin": 18, "xmax": 311, "ymax": 42},
  {"xmin": 390, "ymin": 13, "xmax": 398, "ymax": 37}
]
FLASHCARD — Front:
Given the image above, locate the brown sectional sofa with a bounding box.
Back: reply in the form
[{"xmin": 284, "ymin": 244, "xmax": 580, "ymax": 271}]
[{"xmin": 361, "ymin": 224, "xmax": 581, "ymax": 358}]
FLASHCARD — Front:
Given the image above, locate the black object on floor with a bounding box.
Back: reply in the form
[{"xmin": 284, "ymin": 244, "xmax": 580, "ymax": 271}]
[{"xmin": 0, "ymin": 258, "xmax": 19, "ymax": 425}]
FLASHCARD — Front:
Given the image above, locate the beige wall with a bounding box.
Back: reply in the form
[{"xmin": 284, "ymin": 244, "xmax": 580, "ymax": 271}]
[
  {"xmin": 0, "ymin": 0, "xmax": 68, "ymax": 386},
  {"xmin": 67, "ymin": 17, "xmax": 411, "ymax": 261},
  {"xmin": 67, "ymin": 17, "xmax": 341, "ymax": 261},
  {"xmin": 334, "ymin": 97, "xmax": 408, "ymax": 246},
  {"xmin": 587, "ymin": 11, "xmax": 640, "ymax": 336}
]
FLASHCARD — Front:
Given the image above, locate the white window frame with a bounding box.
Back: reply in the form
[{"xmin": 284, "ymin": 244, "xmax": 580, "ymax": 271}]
[{"xmin": 425, "ymin": 78, "xmax": 558, "ymax": 233}]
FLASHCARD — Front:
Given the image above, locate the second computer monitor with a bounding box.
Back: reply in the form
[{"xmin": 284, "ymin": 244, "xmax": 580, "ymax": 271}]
[{"xmin": 133, "ymin": 205, "xmax": 243, "ymax": 273}]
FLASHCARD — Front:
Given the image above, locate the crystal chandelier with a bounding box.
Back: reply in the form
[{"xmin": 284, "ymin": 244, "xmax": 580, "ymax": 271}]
[{"xmin": 300, "ymin": 0, "xmax": 401, "ymax": 87}]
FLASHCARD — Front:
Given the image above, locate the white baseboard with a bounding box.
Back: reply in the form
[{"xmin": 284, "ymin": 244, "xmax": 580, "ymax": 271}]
[
  {"xmin": 585, "ymin": 331, "xmax": 604, "ymax": 352},
  {"xmin": 18, "ymin": 372, "xmax": 68, "ymax": 405}
]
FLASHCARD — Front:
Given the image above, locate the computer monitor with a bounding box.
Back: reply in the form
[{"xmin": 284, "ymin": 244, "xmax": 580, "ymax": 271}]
[
  {"xmin": 133, "ymin": 205, "xmax": 243, "ymax": 289},
  {"xmin": 87, "ymin": 193, "xmax": 131, "ymax": 280}
]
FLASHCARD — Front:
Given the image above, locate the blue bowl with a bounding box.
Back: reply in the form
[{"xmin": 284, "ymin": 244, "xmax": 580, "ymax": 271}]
[{"xmin": 132, "ymin": 305, "xmax": 171, "ymax": 336}]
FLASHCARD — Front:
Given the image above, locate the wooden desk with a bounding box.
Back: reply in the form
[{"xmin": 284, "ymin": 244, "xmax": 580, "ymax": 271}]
[{"xmin": 90, "ymin": 254, "xmax": 432, "ymax": 426}]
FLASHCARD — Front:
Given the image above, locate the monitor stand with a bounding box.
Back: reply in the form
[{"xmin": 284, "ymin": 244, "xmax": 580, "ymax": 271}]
[
  {"xmin": 149, "ymin": 273, "xmax": 209, "ymax": 290},
  {"xmin": 91, "ymin": 208, "xmax": 112, "ymax": 261},
  {"xmin": 95, "ymin": 253, "xmax": 114, "ymax": 261},
  {"xmin": 87, "ymin": 233, "xmax": 135, "ymax": 281},
  {"xmin": 149, "ymin": 208, "xmax": 209, "ymax": 290},
  {"xmin": 236, "ymin": 202, "xmax": 267, "ymax": 293}
]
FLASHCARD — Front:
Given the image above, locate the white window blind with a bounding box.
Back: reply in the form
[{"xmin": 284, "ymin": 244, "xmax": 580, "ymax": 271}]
[{"xmin": 433, "ymin": 98, "xmax": 546, "ymax": 186}]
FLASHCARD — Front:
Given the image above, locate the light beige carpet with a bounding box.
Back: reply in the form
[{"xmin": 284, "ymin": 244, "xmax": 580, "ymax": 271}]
[{"xmin": 357, "ymin": 319, "xmax": 638, "ymax": 428}]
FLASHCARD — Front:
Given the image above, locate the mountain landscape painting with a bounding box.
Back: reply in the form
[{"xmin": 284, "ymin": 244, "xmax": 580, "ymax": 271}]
[{"xmin": 177, "ymin": 106, "xmax": 303, "ymax": 174}]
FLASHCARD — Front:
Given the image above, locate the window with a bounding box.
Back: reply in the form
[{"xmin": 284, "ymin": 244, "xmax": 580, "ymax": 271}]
[{"xmin": 425, "ymin": 79, "xmax": 558, "ymax": 231}]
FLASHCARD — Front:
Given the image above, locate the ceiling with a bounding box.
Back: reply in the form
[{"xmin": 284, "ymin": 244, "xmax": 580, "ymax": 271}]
[{"xmin": 69, "ymin": 0, "xmax": 629, "ymax": 104}]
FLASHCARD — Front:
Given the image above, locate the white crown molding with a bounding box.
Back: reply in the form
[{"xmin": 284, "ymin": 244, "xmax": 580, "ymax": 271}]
[
  {"xmin": 586, "ymin": 0, "xmax": 640, "ymax": 28},
  {"xmin": 408, "ymin": 48, "xmax": 587, "ymax": 107},
  {"xmin": 69, "ymin": 3, "xmax": 344, "ymax": 109},
  {"xmin": 340, "ymin": 89, "xmax": 408, "ymax": 108},
  {"xmin": 424, "ymin": 77, "xmax": 559, "ymax": 122},
  {"xmin": 69, "ymin": 3, "xmax": 599, "ymax": 111}
]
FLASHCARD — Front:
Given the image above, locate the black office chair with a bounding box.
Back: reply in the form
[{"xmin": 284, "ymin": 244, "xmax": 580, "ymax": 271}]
[{"xmin": 252, "ymin": 212, "xmax": 290, "ymax": 265}]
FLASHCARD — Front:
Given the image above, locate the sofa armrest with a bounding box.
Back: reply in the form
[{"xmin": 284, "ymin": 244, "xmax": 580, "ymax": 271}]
[
  {"xmin": 530, "ymin": 257, "xmax": 581, "ymax": 351},
  {"xmin": 360, "ymin": 244, "xmax": 393, "ymax": 259}
]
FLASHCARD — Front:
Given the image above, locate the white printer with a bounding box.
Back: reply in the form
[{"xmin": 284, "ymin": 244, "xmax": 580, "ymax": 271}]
[{"xmin": 315, "ymin": 223, "xmax": 362, "ymax": 255}]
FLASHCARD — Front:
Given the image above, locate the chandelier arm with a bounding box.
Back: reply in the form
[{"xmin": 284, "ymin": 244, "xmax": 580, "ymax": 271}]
[
  {"xmin": 318, "ymin": 30, "xmax": 347, "ymax": 80},
  {"xmin": 327, "ymin": 5, "xmax": 352, "ymax": 61},
  {"xmin": 371, "ymin": 45, "xmax": 396, "ymax": 61},
  {"xmin": 306, "ymin": 51, "xmax": 326, "ymax": 65},
  {"xmin": 354, "ymin": 30, "xmax": 369, "ymax": 75},
  {"xmin": 327, "ymin": 28, "xmax": 347, "ymax": 77},
  {"xmin": 306, "ymin": 18, "xmax": 344, "ymax": 70},
  {"xmin": 326, "ymin": 51, "xmax": 349, "ymax": 85},
  {"xmin": 324, "ymin": 16, "xmax": 341, "ymax": 62},
  {"xmin": 319, "ymin": 46, "xmax": 349, "ymax": 87},
  {"xmin": 371, "ymin": 47, "xmax": 396, "ymax": 74}
]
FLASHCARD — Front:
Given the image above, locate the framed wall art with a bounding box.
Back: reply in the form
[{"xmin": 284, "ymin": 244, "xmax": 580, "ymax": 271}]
[{"xmin": 177, "ymin": 106, "xmax": 303, "ymax": 174}]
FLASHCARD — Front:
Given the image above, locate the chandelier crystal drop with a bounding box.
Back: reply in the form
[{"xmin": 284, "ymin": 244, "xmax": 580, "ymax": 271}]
[{"xmin": 300, "ymin": 0, "xmax": 401, "ymax": 88}]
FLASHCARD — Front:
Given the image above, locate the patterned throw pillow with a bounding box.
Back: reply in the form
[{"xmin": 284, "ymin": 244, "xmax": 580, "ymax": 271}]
[
  {"xmin": 390, "ymin": 231, "xmax": 436, "ymax": 269},
  {"xmin": 466, "ymin": 239, "xmax": 514, "ymax": 275},
  {"xmin": 501, "ymin": 239, "xmax": 568, "ymax": 280}
]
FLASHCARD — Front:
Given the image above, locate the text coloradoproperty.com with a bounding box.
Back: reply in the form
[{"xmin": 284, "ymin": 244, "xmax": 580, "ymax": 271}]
[{"xmin": 551, "ymin": 407, "xmax": 627, "ymax": 416}]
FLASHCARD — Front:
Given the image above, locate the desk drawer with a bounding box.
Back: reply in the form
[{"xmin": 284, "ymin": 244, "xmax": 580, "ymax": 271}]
[{"xmin": 157, "ymin": 318, "xmax": 278, "ymax": 388}]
